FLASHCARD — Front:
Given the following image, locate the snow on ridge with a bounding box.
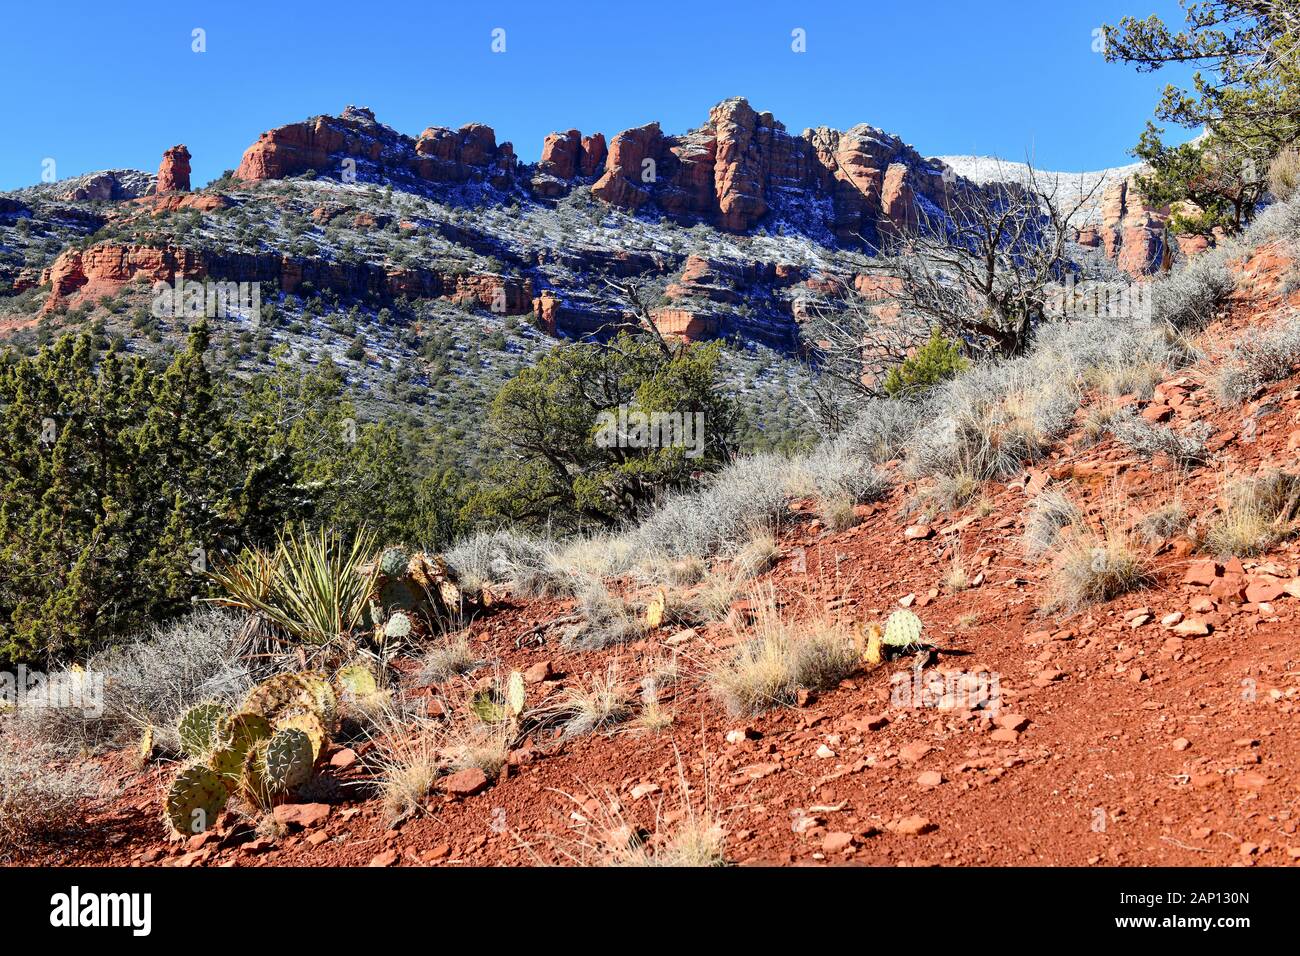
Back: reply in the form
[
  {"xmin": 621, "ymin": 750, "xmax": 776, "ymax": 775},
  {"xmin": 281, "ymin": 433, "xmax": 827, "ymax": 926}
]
[{"xmin": 935, "ymin": 155, "xmax": 1145, "ymax": 224}]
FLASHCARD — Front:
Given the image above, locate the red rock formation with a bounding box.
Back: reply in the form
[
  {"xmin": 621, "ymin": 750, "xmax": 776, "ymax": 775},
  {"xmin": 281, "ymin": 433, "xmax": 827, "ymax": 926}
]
[
  {"xmin": 580, "ymin": 134, "xmax": 607, "ymax": 176},
  {"xmin": 539, "ymin": 130, "xmax": 581, "ymax": 180},
  {"xmin": 41, "ymin": 241, "xmax": 534, "ymax": 317},
  {"xmin": 235, "ymin": 106, "xmax": 515, "ymax": 189},
  {"xmin": 531, "ymin": 291, "xmax": 560, "ymax": 335},
  {"xmin": 879, "ymin": 163, "xmax": 918, "ymax": 237},
  {"xmin": 156, "ymin": 145, "xmax": 191, "ymax": 193},
  {"xmin": 591, "ymin": 123, "xmax": 663, "ymax": 209},
  {"xmin": 651, "ymin": 306, "xmax": 718, "ymax": 342},
  {"xmin": 1099, "ymin": 176, "xmax": 1168, "ymax": 277}
]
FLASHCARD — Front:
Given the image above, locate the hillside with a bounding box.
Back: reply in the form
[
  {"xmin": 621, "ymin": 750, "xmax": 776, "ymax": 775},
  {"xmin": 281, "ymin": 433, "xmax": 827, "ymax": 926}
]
[{"xmin": 9, "ymin": 196, "xmax": 1300, "ymax": 867}]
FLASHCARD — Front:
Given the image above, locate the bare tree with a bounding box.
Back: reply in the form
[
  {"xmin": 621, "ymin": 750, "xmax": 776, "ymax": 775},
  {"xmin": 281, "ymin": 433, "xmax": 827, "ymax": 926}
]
[{"xmin": 880, "ymin": 164, "xmax": 1103, "ymax": 358}]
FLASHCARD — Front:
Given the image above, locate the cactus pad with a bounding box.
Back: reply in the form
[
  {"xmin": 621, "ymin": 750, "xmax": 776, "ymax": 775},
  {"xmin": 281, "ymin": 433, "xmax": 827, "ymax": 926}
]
[
  {"xmin": 506, "ymin": 670, "xmax": 526, "ymax": 717},
  {"xmin": 217, "ymin": 712, "xmax": 273, "ymax": 757},
  {"xmin": 177, "ymin": 700, "xmax": 226, "ymax": 757},
  {"xmin": 207, "ymin": 746, "xmax": 245, "ymax": 792},
  {"xmin": 335, "ymin": 663, "xmax": 378, "ymax": 699},
  {"xmin": 260, "ymin": 728, "xmax": 314, "ymax": 795},
  {"xmin": 273, "ymin": 708, "xmax": 329, "ymax": 763},
  {"xmin": 882, "ymin": 609, "xmax": 924, "ymax": 648},
  {"xmin": 378, "ymin": 546, "xmax": 411, "ymax": 578},
  {"xmin": 243, "ymin": 672, "xmax": 337, "ymax": 728},
  {"xmin": 164, "ymin": 764, "xmax": 229, "ymax": 836},
  {"xmin": 383, "ymin": 611, "xmax": 412, "ymax": 640}
]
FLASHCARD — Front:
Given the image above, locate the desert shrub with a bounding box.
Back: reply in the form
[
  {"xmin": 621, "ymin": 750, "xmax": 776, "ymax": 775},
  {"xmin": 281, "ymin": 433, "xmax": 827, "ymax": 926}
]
[
  {"xmin": 0, "ymin": 736, "xmax": 103, "ymax": 859},
  {"xmin": 566, "ymin": 577, "xmax": 645, "ymax": 650},
  {"xmin": 13, "ymin": 607, "xmax": 250, "ymax": 753},
  {"xmin": 1107, "ymin": 408, "xmax": 1210, "ymax": 465},
  {"xmin": 881, "ymin": 329, "xmax": 970, "ymax": 398},
  {"xmin": 1243, "ymin": 192, "xmax": 1300, "ymax": 244},
  {"xmin": 1148, "ymin": 251, "xmax": 1235, "ymax": 330},
  {"xmin": 1212, "ymin": 312, "xmax": 1300, "ymax": 403}
]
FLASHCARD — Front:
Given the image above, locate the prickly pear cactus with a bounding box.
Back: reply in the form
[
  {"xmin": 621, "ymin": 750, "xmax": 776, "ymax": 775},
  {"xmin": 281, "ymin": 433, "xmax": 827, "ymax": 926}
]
[
  {"xmin": 882, "ymin": 609, "xmax": 924, "ymax": 649},
  {"xmin": 335, "ymin": 663, "xmax": 378, "ymax": 699},
  {"xmin": 243, "ymin": 672, "xmax": 337, "ymax": 729},
  {"xmin": 273, "ymin": 708, "xmax": 329, "ymax": 763},
  {"xmin": 165, "ymin": 764, "xmax": 229, "ymax": 836},
  {"xmin": 217, "ymin": 712, "xmax": 272, "ymax": 758},
  {"xmin": 177, "ymin": 701, "xmax": 226, "ymax": 758},
  {"xmin": 138, "ymin": 725, "xmax": 155, "ymax": 766},
  {"xmin": 469, "ymin": 690, "xmax": 509, "ymax": 724},
  {"xmin": 506, "ymin": 670, "xmax": 526, "ymax": 717},
  {"xmin": 383, "ymin": 611, "xmax": 412, "ymax": 640},
  {"xmin": 260, "ymin": 728, "xmax": 314, "ymax": 795},
  {"xmin": 378, "ymin": 546, "xmax": 411, "ymax": 578},
  {"xmin": 861, "ymin": 622, "xmax": 884, "ymax": 666},
  {"xmin": 208, "ymin": 746, "xmax": 245, "ymax": 792}
]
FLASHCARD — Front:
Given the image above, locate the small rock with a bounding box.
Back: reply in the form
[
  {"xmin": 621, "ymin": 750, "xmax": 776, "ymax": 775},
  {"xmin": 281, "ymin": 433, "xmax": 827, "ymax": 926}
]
[
  {"xmin": 990, "ymin": 727, "xmax": 1019, "ymax": 743},
  {"xmin": 368, "ymin": 849, "xmax": 399, "ymax": 867},
  {"xmin": 1173, "ymin": 617, "xmax": 1212, "ymax": 637},
  {"xmin": 1160, "ymin": 611, "xmax": 1184, "ymax": 628},
  {"xmin": 917, "ymin": 771, "xmax": 944, "ymax": 788},
  {"xmin": 273, "ymin": 802, "xmax": 331, "ymax": 831},
  {"xmin": 899, "ymin": 742, "xmax": 933, "ymax": 764},
  {"xmin": 630, "ymin": 783, "xmax": 661, "ymax": 800},
  {"xmin": 524, "ymin": 660, "xmax": 554, "ymax": 684},
  {"xmin": 904, "ymin": 525, "xmax": 934, "ymax": 541},
  {"xmin": 1172, "ymin": 737, "xmax": 1192, "ymax": 752},
  {"xmin": 893, "ymin": 815, "xmax": 936, "ymax": 836},
  {"xmin": 329, "ymin": 748, "xmax": 358, "ymax": 771},
  {"xmin": 822, "ymin": 831, "xmax": 856, "ymax": 853},
  {"xmin": 815, "ymin": 744, "xmax": 836, "ymax": 759},
  {"xmin": 444, "ymin": 767, "xmax": 489, "ymax": 798}
]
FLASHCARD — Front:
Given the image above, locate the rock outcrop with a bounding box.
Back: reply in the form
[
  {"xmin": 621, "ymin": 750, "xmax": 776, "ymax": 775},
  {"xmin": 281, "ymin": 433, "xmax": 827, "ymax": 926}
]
[
  {"xmin": 580, "ymin": 97, "xmax": 951, "ymax": 245},
  {"xmin": 41, "ymin": 241, "xmax": 533, "ymax": 316},
  {"xmin": 1098, "ymin": 176, "xmax": 1168, "ymax": 277},
  {"xmin": 156, "ymin": 145, "xmax": 191, "ymax": 193},
  {"xmin": 530, "ymin": 129, "xmax": 606, "ymax": 197},
  {"xmin": 235, "ymin": 106, "xmax": 517, "ymax": 190}
]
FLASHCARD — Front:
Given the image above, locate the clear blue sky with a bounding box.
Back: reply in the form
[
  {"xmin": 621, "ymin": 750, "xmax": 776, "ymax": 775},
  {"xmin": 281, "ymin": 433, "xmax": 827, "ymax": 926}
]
[{"xmin": 1, "ymin": 0, "xmax": 1198, "ymax": 190}]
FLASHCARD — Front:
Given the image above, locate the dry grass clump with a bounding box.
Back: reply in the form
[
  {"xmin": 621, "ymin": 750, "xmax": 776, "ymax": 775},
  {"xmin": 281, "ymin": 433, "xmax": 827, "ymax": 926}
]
[
  {"xmin": 442, "ymin": 719, "xmax": 513, "ymax": 781},
  {"xmin": 817, "ymin": 495, "xmax": 858, "ymax": 531},
  {"xmin": 1137, "ymin": 498, "xmax": 1189, "ymax": 543},
  {"xmin": 732, "ymin": 526, "xmax": 781, "ymax": 578},
  {"xmin": 0, "ymin": 735, "xmax": 103, "ymax": 859},
  {"xmin": 566, "ymin": 577, "xmax": 646, "ymax": 650},
  {"xmin": 1022, "ymin": 487, "xmax": 1082, "ymax": 561},
  {"xmin": 1203, "ymin": 470, "xmax": 1300, "ymax": 556},
  {"xmin": 418, "ymin": 633, "xmax": 476, "ymax": 684},
  {"xmin": 942, "ymin": 544, "xmax": 970, "ymax": 592},
  {"xmin": 631, "ymin": 675, "xmax": 674, "ymax": 734},
  {"xmin": 1107, "ymin": 408, "xmax": 1210, "ymax": 466},
  {"xmin": 1083, "ymin": 358, "xmax": 1167, "ymax": 400},
  {"xmin": 1268, "ymin": 146, "xmax": 1300, "ymax": 203},
  {"xmin": 1046, "ymin": 526, "xmax": 1152, "ymax": 611},
  {"xmin": 371, "ymin": 720, "xmax": 442, "ymax": 825},
  {"xmin": 530, "ymin": 663, "xmax": 632, "ymax": 739},
  {"xmin": 708, "ymin": 586, "xmax": 858, "ymax": 715},
  {"xmin": 553, "ymin": 757, "xmax": 727, "ymax": 867}
]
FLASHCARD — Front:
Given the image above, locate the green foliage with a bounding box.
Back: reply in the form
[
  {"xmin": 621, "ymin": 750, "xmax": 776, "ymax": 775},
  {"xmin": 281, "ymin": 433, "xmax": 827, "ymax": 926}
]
[
  {"xmin": 208, "ymin": 524, "xmax": 379, "ymax": 645},
  {"xmin": 467, "ymin": 333, "xmax": 738, "ymax": 531},
  {"xmin": 0, "ymin": 325, "xmax": 302, "ymax": 666},
  {"xmin": 1105, "ymin": 2, "xmax": 1300, "ymax": 232},
  {"xmin": 881, "ymin": 330, "xmax": 969, "ymax": 397}
]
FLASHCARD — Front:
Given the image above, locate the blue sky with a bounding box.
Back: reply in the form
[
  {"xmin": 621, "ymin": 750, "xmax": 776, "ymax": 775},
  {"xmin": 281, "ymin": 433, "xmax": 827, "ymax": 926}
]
[{"xmin": 1, "ymin": 0, "xmax": 1198, "ymax": 190}]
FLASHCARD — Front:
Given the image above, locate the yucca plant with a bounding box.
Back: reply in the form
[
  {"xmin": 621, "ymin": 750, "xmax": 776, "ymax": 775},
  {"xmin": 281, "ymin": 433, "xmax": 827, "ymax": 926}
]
[{"xmin": 209, "ymin": 524, "xmax": 379, "ymax": 645}]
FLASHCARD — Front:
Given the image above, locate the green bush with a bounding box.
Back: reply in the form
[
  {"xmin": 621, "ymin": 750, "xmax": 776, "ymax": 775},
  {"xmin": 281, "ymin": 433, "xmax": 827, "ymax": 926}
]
[{"xmin": 882, "ymin": 330, "xmax": 969, "ymax": 397}]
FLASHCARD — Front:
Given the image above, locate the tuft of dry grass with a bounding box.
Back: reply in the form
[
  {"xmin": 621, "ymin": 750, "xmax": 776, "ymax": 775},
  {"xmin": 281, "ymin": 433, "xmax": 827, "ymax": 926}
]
[
  {"xmin": 708, "ymin": 585, "xmax": 859, "ymax": 715},
  {"xmin": 566, "ymin": 577, "xmax": 646, "ymax": 650},
  {"xmin": 552, "ymin": 754, "xmax": 726, "ymax": 867},
  {"xmin": 368, "ymin": 713, "xmax": 442, "ymax": 825},
  {"xmin": 419, "ymin": 633, "xmax": 476, "ymax": 684},
  {"xmin": 817, "ymin": 495, "xmax": 858, "ymax": 532},
  {"xmin": 442, "ymin": 719, "xmax": 513, "ymax": 781},
  {"xmin": 530, "ymin": 663, "xmax": 632, "ymax": 738},
  {"xmin": 1203, "ymin": 471, "xmax": 1300, "ymax": 556},
  {"xmin": 942, "ymin": 542, "xmax": 970, "ymax": 592},
  {"xmin": 1022, "ymin": 487, "xmax": 1082, "ymax": 562},
  {"xmin": 732, "ymin": 525, "xmax": 782, "ymax": 578}
]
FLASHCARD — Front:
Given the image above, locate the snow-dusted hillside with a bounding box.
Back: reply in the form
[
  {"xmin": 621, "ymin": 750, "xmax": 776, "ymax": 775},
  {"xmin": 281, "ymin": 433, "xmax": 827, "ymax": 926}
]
[{"xmin": 934, "ymin": 155, "xmax": 1144, "ymax": 224}]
